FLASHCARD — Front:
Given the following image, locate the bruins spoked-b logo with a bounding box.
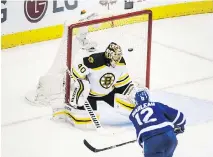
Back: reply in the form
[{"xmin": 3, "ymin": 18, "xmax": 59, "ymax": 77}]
[
  {"xmin": 24, "ymin": 0, "xmax": 48, "ymax": 23},
  {"xmin": 100, "ymin": 73, "xmax": 115, "ymax": 89}
]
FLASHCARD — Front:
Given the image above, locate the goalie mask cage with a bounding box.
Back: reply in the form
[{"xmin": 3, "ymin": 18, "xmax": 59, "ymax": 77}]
[
  {"xmin": 25, "ymin": 9, "xmax": 152, "ymax": 106},
  {"xmin": 65, "ymin": 10, "xmax": 152, "ymax": 103}
]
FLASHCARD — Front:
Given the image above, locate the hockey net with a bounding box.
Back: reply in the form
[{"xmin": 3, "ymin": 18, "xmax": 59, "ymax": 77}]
[{"xmin": 25, "ymin": 10, "xmax": 152, "ymax": 106}]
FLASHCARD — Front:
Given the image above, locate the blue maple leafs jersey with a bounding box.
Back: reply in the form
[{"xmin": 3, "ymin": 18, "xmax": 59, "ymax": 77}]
[{"xmin": 129, "ymin": 102, "xmax": 186, "ymax": 143}]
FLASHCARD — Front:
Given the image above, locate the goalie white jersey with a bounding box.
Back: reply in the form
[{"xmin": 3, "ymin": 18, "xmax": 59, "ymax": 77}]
[{"xmin": 72, "ymin": 51, "xmax": 132, "ymax": 97}]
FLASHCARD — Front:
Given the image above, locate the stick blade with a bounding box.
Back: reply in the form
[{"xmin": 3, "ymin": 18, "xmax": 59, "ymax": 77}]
[{"xmin": 83, "ymin": 139, "xmax": 98, "ymax": 153}]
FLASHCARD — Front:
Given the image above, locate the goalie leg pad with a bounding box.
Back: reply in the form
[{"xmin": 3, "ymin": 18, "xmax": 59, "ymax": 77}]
[
  {"xmin": 70, "ymin": 79, "xmax": 90, "ymax": 107},
  {"xmin": 114, "ymin": 93, "xmax": 135, "ymax": 116},
  {"xmin": 52, "ymin": 104, "xmax": 67, "ymax": 121},
  {"xmin": 52, "ymin": 104, "xmax": 100, "ymax": 130},
  {"xmin": 65, "ymin": 104, "xmax": 100, "ymax": 130}
]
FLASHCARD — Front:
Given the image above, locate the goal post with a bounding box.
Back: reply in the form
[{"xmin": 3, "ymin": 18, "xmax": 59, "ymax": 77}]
[{"xmin": 65, "ymin": 10, "xmax": 153, "ymax": 103}]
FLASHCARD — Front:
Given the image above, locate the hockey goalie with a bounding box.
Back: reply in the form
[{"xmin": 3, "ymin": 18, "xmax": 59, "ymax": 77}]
[{"xmin": 52, "ymin": 42, "xmax": 140, "ymax": 129}]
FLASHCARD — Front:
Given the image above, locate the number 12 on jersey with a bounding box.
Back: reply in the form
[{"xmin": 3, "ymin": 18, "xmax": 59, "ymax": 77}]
[{"xmin": 135, "ymin": 107, "xmax": 157, "ymax": 125}]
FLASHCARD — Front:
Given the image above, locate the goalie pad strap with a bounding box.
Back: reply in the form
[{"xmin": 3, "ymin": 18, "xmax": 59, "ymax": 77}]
[{"xmin": 76, "ymin": 79, "xmax": 84, "ymax": 104}]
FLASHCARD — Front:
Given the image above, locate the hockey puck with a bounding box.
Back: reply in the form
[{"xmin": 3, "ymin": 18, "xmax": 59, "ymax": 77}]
[{"xmin": 128, "ymin": 48, "xmax": 133, "ymax": 52}]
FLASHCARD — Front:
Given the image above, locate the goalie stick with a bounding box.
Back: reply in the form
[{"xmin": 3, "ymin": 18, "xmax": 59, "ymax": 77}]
[
  {"xmin": 83, "ymin": 139, "xmax": 136, "ymax": 153},
  {"xmin": 84, "ymin": 100, "xmax": 102, "ymax": 129}
]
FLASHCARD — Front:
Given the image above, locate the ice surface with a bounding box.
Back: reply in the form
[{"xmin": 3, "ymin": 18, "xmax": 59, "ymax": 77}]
[{"xmin": 2, "ymin": 13, "xmax": 213, "ymax": 157}]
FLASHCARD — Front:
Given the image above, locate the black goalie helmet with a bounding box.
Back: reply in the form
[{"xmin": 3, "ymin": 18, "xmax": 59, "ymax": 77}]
[{"xmin": 105, "ymin": 42, "xmax": 123, "ymax": 66}]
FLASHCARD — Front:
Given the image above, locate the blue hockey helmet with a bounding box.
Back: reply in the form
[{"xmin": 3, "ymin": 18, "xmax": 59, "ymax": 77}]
[{"xmin": 134, "ymin": 89, "xmax": 150, "ymax": 105}]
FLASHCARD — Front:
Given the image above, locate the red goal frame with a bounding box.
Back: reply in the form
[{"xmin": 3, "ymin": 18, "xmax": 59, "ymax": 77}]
[{"xmin": 65, "ymin": 10, "xmax": 153, "ymax": 103}]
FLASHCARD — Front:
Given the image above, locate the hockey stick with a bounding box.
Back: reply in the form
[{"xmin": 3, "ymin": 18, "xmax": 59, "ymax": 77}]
[
  {"xmin": 84, "ymin": 131, "xmax": 181, "ymax": 153},
  {"xmin": 84, "ymin": 100, "xmax": 102, "ymax": 129},
  {"xmin": 83, "ymin": 129, "xmax": 183, "ymax": 153},
  {"xmin": 66, "ymin": 68, "xmax": 102, "ymax": 130},
  {"xmin": 83, "ymin": 139, "xmax": 136, "ymax": 153}
]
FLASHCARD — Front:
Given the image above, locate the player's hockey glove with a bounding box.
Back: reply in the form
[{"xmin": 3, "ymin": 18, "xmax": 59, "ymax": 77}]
[{"xmin": 174, "ymin": 126, "xmax": 184, "ymax": 135}]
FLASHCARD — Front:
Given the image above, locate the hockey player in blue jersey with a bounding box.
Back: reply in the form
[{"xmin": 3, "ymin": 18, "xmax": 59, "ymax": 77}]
[{"xmin": 129, "ymin": 88, "xmax": 186, "ymax": 157}]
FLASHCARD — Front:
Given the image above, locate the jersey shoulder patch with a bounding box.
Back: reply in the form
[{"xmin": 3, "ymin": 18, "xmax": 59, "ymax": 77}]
[{"xmin": 83, "ymin": 52, "xmax": 106, "ymax": 69}]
